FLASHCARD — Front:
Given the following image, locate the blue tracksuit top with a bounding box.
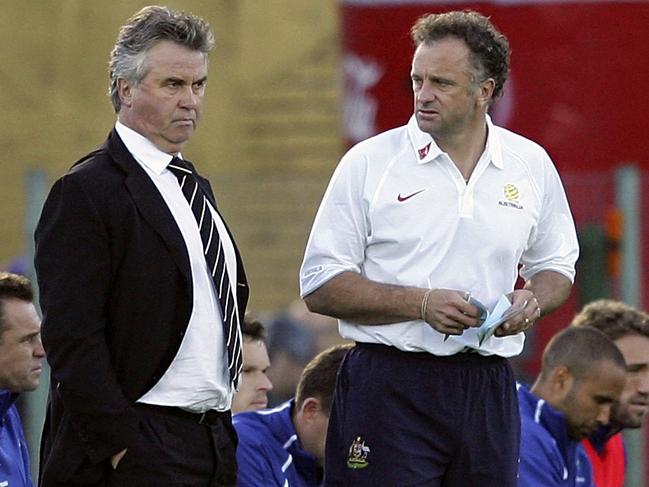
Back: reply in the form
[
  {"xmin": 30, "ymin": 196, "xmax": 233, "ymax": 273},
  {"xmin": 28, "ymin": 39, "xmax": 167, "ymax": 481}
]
[
  {"xmin": 233, "ymin": 400, "xmax": 323, "ymax": 487},
  {"xmin": 517, "ymin": 384, "xmax": 594, "ymax": 487},
  {"xmin": 0, "ymin": 390, "xmax": 34, "ymax": 487}
]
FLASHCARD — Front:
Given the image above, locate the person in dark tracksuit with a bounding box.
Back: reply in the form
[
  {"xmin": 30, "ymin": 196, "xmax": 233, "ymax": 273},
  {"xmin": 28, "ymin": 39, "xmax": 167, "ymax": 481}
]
[
  {"xmin": 518, "ymin": 327, "xmax": 626, "ymax": 487},
  {"xmin": 571, "ymin": 299, "xmax": 649, "ymax": 487},
  {"xmin": 0, "ymin": 273, "xmax": 45, "ymax": 487},
  {"xmin": 234, "ymin": 345, "xmax": 351, "ymax": 487}
]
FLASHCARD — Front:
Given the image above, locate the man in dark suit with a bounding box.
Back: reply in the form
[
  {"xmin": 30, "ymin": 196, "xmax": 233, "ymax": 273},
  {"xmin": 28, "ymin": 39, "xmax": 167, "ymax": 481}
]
[{"xmin": 34, "ymin": 6, "xmax": 248, "ymax": 486}]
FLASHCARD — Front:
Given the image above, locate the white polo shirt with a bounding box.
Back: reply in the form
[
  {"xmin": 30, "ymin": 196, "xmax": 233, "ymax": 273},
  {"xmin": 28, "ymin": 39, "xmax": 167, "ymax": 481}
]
[{"xmin": 300, "ymin": 115, "xmax": 578, "ymax": 357}]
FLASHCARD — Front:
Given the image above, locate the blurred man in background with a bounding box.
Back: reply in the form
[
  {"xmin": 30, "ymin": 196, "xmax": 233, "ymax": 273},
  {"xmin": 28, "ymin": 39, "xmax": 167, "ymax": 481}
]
[
  {"xmin": 232, "ymin": 317, "xmax": 273, "ymax": 413},
  {"xmin": 234, "ymin": 344, "xmax": 351, "ymax": 487},
  {"xmin": 571, "ymin": 299, "xmax": 649, "ymax": 487},
  {"xmin": 266, "ymin": 304, "xmax": 320, "ymax": 406},
  {"xmin": 518, "ymin": 326, "xmax": 626, "ymax": 487},
  {"xmin": 0, "ymin": 272, "xmax": 45, "ymax": 487}
]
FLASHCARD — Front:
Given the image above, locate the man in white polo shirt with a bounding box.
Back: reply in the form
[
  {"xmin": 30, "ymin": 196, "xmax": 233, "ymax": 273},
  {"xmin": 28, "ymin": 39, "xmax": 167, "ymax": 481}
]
[{"xmin": 300, "ymin": 10, "xmax": 578, "ymax": 487}]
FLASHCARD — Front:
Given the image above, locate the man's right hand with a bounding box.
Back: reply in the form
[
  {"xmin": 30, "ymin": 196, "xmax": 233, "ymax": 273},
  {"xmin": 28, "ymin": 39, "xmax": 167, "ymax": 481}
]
[
  {"xmin": 110, "ymin": 448, "xmax": 128, "ymax": 469},
  {"xmin": 422, "ymin": 289, "xmax": 482, "ymax": 336}
]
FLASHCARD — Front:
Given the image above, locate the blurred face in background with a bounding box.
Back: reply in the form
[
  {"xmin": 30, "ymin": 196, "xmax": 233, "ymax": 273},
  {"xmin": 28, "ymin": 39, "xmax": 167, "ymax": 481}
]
[
  {"xmin": 0, "ymin": 299, "xmax": 45, "ymax": 392},
  {"xmin": 557, "ymin": 361, "xmax": 625, "ymax": 440},
  {"xmin": 231, "ymin": 338, "xmax": 273, "ymax": 413},
  {"xmin": 610, "ymin": 334, "xmax": 649, "ymax": 428}
]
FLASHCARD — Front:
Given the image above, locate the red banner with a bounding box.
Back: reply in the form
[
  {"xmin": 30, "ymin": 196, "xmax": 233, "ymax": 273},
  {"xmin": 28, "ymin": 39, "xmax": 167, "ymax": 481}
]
[{"xmin": 341, "ymin": 1, "xmax": 649, "ymax": 174}]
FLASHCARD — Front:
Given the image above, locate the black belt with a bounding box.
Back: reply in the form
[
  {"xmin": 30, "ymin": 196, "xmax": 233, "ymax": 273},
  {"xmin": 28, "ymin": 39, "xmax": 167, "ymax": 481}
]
[{"xmin": 138, "ymin": 403, "xmax": 230, "ymax": 426}]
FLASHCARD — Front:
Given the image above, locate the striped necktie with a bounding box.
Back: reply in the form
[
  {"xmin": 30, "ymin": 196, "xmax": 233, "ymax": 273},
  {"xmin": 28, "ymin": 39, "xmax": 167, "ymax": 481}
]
[{"xmin": 167, "ymin": 157, "xmax": 242, "ymax": 387}]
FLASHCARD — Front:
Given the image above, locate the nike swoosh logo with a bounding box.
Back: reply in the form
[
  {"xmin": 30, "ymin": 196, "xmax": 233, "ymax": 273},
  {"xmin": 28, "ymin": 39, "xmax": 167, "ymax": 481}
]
[{"xmin": 397, "ymin": 189, "xmax": 426, "ymax": 202}]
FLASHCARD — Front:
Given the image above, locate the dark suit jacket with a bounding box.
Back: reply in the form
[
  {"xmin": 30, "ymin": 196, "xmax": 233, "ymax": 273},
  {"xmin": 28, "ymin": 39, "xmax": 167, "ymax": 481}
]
[{"xmin": 34, "ymin": 129, "xmax": 249, "ymax": 485}]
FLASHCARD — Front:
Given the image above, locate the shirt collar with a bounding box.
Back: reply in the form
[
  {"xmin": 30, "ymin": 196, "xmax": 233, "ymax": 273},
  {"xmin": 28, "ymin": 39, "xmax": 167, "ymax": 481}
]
[
  {"xmin": 282, "ymin": 400, "xmax": 322, "ymax": 481},
  {"xmin": 518, "ymin": 383, "xmax": 574, "ymax": 459},
  {"xmin": 588, "ymin": 424, "xmax": 617, "ymax": 454},
  {"xmin": 406, "ymin": 114, "xmax": 504, "ymax": 169},
  {"xmin": 115, "ymin": 121, "xmax": 182, "ymax": 174}
]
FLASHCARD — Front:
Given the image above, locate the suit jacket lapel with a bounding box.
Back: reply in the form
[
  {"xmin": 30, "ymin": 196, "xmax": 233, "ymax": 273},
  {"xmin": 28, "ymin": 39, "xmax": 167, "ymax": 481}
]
[{"xmin": 106, "ymin": 130, "xmax": 192, "ymax": 283}]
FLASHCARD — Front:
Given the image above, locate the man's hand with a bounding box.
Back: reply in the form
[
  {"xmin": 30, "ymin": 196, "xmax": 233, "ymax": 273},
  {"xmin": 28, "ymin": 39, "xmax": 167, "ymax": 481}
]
[
  {"xmin": 495, "ymin": 289, "xmax": 541, "ymax": 337},
  {"xmin": 422, "ymin": 289, "xmax": 482, "ymax": 336},
  {"xmin": 110, "ymin": 448, "xmax": 128, "ymax": 470}
]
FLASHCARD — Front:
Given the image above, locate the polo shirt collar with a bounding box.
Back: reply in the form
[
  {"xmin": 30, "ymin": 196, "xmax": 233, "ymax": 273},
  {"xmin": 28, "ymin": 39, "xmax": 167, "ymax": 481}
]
[
  {"xmin": 406, "ymin": 114, "xmax": 504, "ymax": 169},
  {"xmin": 115, "ymin": 121, "xmax": 182, "ymax": 174}
]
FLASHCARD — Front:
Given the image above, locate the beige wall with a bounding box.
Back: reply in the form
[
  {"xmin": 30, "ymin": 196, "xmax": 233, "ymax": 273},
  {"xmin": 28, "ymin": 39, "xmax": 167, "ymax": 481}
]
[{"xmin": 1, "ymin": 0, "xmax": 342, "ymax": 312}]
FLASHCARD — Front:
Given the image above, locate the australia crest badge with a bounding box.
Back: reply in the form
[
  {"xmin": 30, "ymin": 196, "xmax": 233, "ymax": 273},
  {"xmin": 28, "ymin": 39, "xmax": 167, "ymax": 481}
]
[{"xmin": 346, "ymin": 436, "xmax": 370, "ymax": 469}]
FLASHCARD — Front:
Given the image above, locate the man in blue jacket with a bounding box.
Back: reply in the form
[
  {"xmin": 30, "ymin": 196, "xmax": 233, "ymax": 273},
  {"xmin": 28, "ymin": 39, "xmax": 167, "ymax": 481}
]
[
  {"xmin": 518, "ymin": 326, "xmax": 626, "ymax": 487},
  {"xmin": 0, "ymin": 273, "xmax": 45, "ymax": 487},
  {"xmin": 234, "ymin": 344, "xmax": 351, "ymax": 487},
  {"xmin": 572, "ymin": 299, "xmax": 649, "ymax": 487}
]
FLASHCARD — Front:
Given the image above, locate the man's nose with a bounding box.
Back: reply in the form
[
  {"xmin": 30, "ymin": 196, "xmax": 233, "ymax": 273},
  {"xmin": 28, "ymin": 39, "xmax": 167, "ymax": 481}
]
[
  {"xmin": 259, "ymin": 374, "xmax": 273, "ymax": 392},
  {"xmin": 417, "ymin": 81, "xmax": 437, "ymax": 104},
  {"xmin": 34, "ymin": 335, "xmax": 46, "ymax": 358},
  {"xmin": 596, "ymin": 404, "xmax": 613, "ymax": 425},
  {"xmin": 179, "ymin": 86, "xmax": 199, "ymax": 108},
  {"xmin": 636, "ymin": 370, "xmax": 649, "ymax": 395}
]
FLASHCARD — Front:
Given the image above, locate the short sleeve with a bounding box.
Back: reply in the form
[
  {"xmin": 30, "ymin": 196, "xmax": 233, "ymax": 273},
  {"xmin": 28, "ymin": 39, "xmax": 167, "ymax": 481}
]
[
  {"xmin": 300, "ymin": 147, "xmax": 370, "ymax": 297},
  {"xmin": 520, "ymin": 152, "xmax": 579, "ymax": 283}
]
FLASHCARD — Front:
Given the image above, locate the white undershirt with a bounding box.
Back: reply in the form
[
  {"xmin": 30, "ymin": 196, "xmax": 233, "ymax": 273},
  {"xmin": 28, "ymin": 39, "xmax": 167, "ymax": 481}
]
[{"xmin": 115, "ymin": 122, "xmax": 238, "ymax": 412}]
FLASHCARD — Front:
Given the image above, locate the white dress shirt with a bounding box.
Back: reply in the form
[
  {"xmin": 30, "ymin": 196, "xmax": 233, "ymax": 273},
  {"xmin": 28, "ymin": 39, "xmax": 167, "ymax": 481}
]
[
  {"xmin": 300, "ymin": 115, "xmax": 579, "ymax": 357},
  {"xmin": 115, "ymin": 122, "xmax": 239, "ymax": 411}
]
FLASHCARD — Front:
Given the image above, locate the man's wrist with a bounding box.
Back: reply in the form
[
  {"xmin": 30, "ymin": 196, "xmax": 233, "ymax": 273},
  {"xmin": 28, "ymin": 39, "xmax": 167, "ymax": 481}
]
[{"xmin": 420, "ymin": 289, "xmax": 433, "ymax": 321}]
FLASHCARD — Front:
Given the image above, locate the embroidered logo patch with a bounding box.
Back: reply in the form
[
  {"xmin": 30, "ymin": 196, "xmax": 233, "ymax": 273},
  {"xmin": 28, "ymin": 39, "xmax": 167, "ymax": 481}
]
[
  {"xmin": 498, "ymin": 183, "xmax": 523, "ymax": 210},
  {"xmin": 346, "ymin": 436, "xmax": 371, "ymax": 469},
  {"xmin": 503, "ymin": 184, "xmax": 519, "ymax": 202},
  {"xmin": 397, "ymin": 189, "xmax": 426, "ymax": 202},
  {"xmin": 418, "ymin": 142, "xmax": 431, "ymax": 159}
]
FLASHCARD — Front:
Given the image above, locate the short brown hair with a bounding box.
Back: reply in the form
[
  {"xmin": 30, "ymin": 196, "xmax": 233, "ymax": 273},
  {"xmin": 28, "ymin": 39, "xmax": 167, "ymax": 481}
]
[
  {"xmin": 0, "ymin": 272, "xmax": 34, "ymax": 337},
  {"xmin": 410, "ymin": 10, "xmax": 510, "ymax": 99},
  {"xmin": 571, "ymin": 299, "xmax": 649, "ymax": 341},
  {"xmin": 242, "ymin": 315, "xmax": 267, "ymax": 342},
  {"xmin": 540, "ymin": 326, "xmax": 626, "ymax": 382},
  {"xmin": 295, "ymin": 344, "xmax": 352, "ymax": 414}
]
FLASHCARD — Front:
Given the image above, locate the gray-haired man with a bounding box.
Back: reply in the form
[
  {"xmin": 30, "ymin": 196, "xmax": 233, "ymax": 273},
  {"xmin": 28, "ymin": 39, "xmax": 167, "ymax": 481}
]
[{"xmin": 35, "ymin": 6, "xmax": 248, "ymax": 486}]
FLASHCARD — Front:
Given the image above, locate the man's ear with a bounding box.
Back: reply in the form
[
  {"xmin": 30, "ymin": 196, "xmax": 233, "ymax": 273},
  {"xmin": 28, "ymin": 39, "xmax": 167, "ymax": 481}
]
[
  {"xmin": 551, "ymin": 365, "xmax": 574, "ymax": 396},
  {"xmin": 299, "ymin": 397, "xmax": 321, "ymax": 422},
  {"xmin": 117, "ymin": 78, "xmax": 134, "ymax": 108},
  {"xmin": 477, "ymin": 78, "xmax": 495, "ymax": 107}
]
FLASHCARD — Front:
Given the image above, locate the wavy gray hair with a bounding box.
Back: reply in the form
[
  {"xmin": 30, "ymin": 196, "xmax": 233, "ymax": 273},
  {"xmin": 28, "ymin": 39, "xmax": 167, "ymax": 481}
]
[{"xmin": 108, "ymin": 5, "xmax": 214, "ymax": 113}]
